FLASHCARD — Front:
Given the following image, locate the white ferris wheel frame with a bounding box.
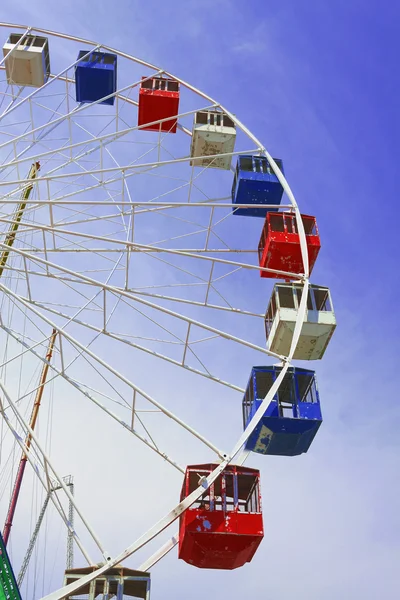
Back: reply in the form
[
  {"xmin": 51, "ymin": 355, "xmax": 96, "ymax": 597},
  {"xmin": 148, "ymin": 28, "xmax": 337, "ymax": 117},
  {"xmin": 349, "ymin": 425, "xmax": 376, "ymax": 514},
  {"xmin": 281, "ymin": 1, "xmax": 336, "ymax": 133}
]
[{"xmin": 0, "ymin": 22, "xmax": 311, "ymax": 600}]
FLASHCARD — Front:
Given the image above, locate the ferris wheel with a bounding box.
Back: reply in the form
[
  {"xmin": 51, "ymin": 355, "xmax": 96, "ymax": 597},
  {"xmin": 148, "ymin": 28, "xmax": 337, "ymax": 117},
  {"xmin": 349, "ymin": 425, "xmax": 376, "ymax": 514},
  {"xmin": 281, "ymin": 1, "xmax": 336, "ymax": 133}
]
[{"xmin": 0, "ymin": 23, "xmax": 337, "ymax": 600}]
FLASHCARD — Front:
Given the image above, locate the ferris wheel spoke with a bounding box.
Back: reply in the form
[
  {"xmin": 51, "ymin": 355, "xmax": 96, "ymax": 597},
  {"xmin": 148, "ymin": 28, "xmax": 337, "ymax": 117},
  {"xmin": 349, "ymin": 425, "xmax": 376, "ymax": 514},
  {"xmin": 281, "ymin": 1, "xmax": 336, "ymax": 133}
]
[
  {"xmin": 0, "ymin": 279, "xmax": 228, "ymax": 461},
  {"xmin": 0, "ymin": 242, "xmax": 284, "ymax": 363},
  {"xmin": 0, "ymin": 328, "xmax": 52, "ymax": 373},
  {"xmin": 0, "ymin": 86, "xmax": 24, "ymax": 117},
  {"xmin": 40, "ymin": 458, "xmax": 236, "ymax": 600},
  {"xmin": 44, "ymin": 150, "xmax": 129, "ymax": 225},
  {"xmin": 55, "ymin": 251, "xmax": 124, "ymax": 330},
  {"xmin": 50, "ymin": 209, "xmax": 132, "ymax": 230},
  {"xmin": 111, "ymin": 288, "xmax": 263, "ymax": 319},
  {"xmin": 1, "ymin": 105, "xmax": 79, "ymax": 179},
  {"xmin": 138, "ymin": 532, "xmax": 179, "ymax": 571},
  {"xmin": 6, "ymin": 261, "xmax": 283, "ymax": 378},
  {"xmin": 2, "ymin": 307, "xmax": 188, "ymax": 484},
  {"xmin": 30, "ymin": 100, "xmax": 134, "ymax": 233},
  {"xmin": 0, "ymin": 117, "xmax": 154, "ymax": 173},
  {"xmin": 0, "ymin": 214, "xmax": 302, "ymax": 281},
  {"xmin": 0, "ymin": 320, "xmax": 188, "ymax": 476},
  {"xmin": 0, "ymin": 146, "xmax": 257, "ymax": 193},
  {"xmin": 0, "ymin": 379, "xmax": 100, "ymax": 565},
  {"xmin": 42, "ymin": 378, "xmax": 293, "ymax": 600},
  {"xmin": 0, "ymin": 45, "xmax": 102, "ymax": 124},
  {"xmin": 0, "ymin": 88, "xmax": 210, "ymax": 163},
  {"xmin": 5, "ymin": 290, "xmax": 245, "ymax": 393}
]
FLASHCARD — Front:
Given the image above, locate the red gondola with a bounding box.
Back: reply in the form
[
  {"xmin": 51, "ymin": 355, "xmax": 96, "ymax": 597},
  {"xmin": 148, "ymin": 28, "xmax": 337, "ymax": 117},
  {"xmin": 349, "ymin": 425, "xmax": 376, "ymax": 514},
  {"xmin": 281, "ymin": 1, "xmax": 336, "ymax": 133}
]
[
  {"xmin": 179, "ymin": 464, "xmax": 263, "ymax": 570},
  {"xmin": 138, "ymin": 76, "xmax": 180, "ymax": 133},
  {"xmin": 258, "ymin": 212, "xmax": 321, "ymax": 279}
]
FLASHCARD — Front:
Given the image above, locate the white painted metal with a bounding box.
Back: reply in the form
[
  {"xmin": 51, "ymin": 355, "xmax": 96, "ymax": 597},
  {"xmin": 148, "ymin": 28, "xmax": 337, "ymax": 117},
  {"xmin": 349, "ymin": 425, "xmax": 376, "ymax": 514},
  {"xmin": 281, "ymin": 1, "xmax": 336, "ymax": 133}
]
[
  {"xmin": 0, "ymin": 378, "xmax": 111, "ymax": 562},
  {"xmin": 0, "ymin": 215, "xmax": 303, "ymax": 279},
  {"xmin": 40, "ymin": 357, "xmax": 297, "ymax": 600},
  {"xmin": 138, "ymin": 533, "xmax": 179, "ymax": 571},
  {"xmin": 35, "ymin": 222, "xmax": 311, "ymax": 600},
  {"xmin": 0, "ymin": 242, "xmax": 287, "ymax": 361},
  {"xmin": 0, "ymin": 22, "xmax": 318, "ymax": 600},
  {"xmin": 1, "ymin": 322, "xmax": 186, "ymax": 474},
  {"xmin": 0, "ymin": 389, "xmax": 93, "ymax": 566}
]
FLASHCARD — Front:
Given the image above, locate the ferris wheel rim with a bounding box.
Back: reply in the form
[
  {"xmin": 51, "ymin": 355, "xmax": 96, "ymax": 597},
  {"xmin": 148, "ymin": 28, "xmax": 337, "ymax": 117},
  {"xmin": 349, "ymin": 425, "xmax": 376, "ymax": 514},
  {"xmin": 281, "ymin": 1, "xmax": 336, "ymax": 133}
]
[{"xmin": 0, "ymin": 22, "xmax": 314, "ymax": 600}]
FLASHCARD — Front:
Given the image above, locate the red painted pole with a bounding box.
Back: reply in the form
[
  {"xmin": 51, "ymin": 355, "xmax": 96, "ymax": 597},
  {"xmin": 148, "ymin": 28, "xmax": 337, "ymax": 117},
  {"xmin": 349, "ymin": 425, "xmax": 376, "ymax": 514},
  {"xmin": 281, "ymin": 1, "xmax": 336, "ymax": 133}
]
[{"xmin": 3, "ymin": 328, "xmax": 57, "ymax": 546}]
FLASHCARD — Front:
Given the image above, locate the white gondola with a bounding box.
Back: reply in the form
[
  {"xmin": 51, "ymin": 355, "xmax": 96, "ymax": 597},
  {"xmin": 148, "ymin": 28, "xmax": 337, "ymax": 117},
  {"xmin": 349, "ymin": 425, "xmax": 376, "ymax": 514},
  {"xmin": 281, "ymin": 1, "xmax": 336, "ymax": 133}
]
[
  {"xmin": 265, "ymin": 283, "xmax": 336, "ymax": 360},
  {"xmin": 3, "ymin": 33, "xmax": 50, "ymax": 87},
  {"xmin": 190, "ymin": 110, "xmax": 236, "ymax": 170},
  {"xmin": 64, "ymin": 566, "xmax": 151, "ymax": 600}
]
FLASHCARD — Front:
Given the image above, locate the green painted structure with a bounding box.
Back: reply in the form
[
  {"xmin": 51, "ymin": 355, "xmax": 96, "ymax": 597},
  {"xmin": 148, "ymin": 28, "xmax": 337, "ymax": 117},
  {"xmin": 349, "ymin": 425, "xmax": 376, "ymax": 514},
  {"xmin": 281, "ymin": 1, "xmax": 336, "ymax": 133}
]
[{"xmin": 0, "ymin": 533, "xmax": 22, "ymax": 600}]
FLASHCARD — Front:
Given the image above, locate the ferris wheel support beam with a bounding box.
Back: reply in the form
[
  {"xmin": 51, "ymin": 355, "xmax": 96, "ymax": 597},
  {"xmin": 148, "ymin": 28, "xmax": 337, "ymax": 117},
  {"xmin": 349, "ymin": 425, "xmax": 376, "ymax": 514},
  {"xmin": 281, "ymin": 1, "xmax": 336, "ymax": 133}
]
[
  {"xmin": 0, "ymin": 148, "xmax": 256, "ymax": 187},
  {"xmin": 0, "ymin": 377, "xmax": 111, "ymax": 563},
  {"xmin": 0, "ymin": 65, "xmax": 192, "ymax": 139},
  {"xmin": 0, "ymin": 75, "xmax": 208, "ymax": 163},
  {"xmin": 0, "ymin": 45, "xmax": 101, "ymax": 122},
  {"xmin": 39, "ymin": 360, "xmax": 296, "ymax": 600},
  {"xmin": 136, "ymin": 277, "xmax": 312, "ymax": 576},
  {"xmin": 0, "ymin": 99, "xmax": 172, "ymax": 172},
  {"xmin": 0, "ymin": 243, "xmax": 288, "ymax": 403},
  {"xmin": 10, "ymin": 296, "xmax": 247, "ymax": 393},
  {"xmin": 0, "ymin": 26, "xmax": 31, "ymax": 68},
  {"xmin": 2, "ymin": 247, "xmax": 260, "ymax": 254},
  {"xmin": 0, "ymin": 278, "xmax": 226, "ymax": 459},
  {"xmin": 0, "ymin": 23, "xmax": 314, "ymax": 591},
  {"xmin": 0, "ymin": 322, "xmax": 187, "ymax": 474},
  {"xmin": 0, "ymin": 241, "xmax": 286, "ymax": 392},
  {"xmin": 102, "ymin": 234, "xmax": 299, "ymax": 278},
  {"xmin": 0, "ymin": 199, "xmax": 293, "ymax": 209},
  {"xmin": 0, "ymin": 391, "xmax": 93, "ymax": 565},
  {"xmin": 138, "ymin": 533, "xmax": 179, "ymax": 571},
  {"xmin": 5, "ymin": 276, "xmax": 310, "ymax": 600},
  {"xmin": 0, "ymin": 216, "xmax": 303, "ymax": 281}
]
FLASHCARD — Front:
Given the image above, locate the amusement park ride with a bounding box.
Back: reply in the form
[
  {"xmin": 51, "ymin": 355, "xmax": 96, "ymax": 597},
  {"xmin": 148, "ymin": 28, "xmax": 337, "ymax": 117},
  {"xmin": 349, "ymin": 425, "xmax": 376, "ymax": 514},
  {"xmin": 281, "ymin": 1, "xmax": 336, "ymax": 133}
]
[{"xmin": 0, "ymin": 29, "xmax": 337, "ymax": 600}]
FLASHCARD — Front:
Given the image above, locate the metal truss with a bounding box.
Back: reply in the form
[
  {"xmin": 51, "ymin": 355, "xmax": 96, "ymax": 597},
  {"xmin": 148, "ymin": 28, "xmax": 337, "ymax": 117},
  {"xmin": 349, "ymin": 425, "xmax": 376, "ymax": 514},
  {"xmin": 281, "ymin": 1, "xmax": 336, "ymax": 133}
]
[{"xmin": 0, "ymin": 22, "xmax": 312, "ymax": 600}]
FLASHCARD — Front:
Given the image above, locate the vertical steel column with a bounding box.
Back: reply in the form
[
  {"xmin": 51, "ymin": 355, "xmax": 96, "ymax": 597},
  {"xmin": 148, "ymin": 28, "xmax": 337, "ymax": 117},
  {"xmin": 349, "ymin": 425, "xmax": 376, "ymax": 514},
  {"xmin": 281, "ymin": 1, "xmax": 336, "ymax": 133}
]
[
  {"xmin": 66, "ymin": 480, "xmax": 74, "ymax": 570},
  {"xmin": 17, "ymin": 476, "xmax": 75, "ymax": 587},
  {"xmin": 3, "ymin": 328, "xmax": 57, "ymax": 545}
]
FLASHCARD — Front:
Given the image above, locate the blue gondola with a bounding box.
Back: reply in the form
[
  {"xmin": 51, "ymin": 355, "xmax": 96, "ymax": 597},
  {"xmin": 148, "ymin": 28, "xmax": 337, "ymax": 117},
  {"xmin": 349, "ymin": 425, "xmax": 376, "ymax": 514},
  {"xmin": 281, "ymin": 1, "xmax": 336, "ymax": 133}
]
[
  {"xmin": 75, "ymin": 50, "xmax": 117, "ymax": 105},
  {"xmin": 243, "ymin": 366, "xmax": 322, "ymax": 456},
  {"xmin": 232, "ymin": 155, "xmax": 284, "ymax": 217}
]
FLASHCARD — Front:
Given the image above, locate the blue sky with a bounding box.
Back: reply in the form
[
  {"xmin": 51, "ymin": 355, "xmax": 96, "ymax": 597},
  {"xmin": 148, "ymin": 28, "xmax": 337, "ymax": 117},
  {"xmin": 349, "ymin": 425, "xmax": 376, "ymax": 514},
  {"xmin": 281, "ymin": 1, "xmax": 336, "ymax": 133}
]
[{"xmin": 1, "ymin": 1, "xmax": 400, "ymax": 599}]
